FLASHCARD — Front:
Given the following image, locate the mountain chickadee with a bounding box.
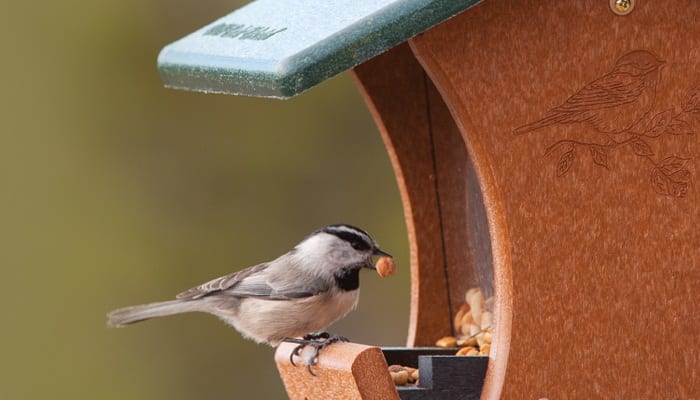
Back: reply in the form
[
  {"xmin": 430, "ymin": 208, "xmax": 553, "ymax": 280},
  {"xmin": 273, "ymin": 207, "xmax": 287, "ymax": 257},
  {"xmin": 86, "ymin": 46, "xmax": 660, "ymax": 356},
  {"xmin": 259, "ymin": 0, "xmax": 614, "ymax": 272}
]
[{"xmin": 107, "ymin": 224, "xmax": 392, "ymax": 371}]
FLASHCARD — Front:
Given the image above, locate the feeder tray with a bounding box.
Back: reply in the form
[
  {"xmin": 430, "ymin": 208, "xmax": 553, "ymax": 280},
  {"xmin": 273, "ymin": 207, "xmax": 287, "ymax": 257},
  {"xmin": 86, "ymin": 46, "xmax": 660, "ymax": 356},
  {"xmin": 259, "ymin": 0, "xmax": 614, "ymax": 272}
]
[
  {"xmin": 382, "ymin": 348, "xmax": 488, "ymax": 400},
  {"xmin": 158, "ymin": 0, "xmax": 700, "ymax": 398},
  {"xmin": 274, "ymin": 343, "xmax": 487, "ymax": 400}
]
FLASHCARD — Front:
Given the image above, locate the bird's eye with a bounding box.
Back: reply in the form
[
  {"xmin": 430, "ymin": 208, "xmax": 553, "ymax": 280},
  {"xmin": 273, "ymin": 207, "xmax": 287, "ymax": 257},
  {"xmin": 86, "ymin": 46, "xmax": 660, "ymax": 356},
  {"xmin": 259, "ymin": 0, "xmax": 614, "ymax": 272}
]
[{"xmin": 351, "ymin": 240, "xmax": 370, "ymax": 251}]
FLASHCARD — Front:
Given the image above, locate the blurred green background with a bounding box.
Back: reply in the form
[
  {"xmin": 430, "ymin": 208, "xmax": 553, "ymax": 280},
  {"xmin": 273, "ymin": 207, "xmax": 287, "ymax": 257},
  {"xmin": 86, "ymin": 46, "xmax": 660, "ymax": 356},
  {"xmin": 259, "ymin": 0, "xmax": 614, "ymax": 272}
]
[{"xmin": 1, "ymin": 1, "xmax": 409, "ymax": 398}]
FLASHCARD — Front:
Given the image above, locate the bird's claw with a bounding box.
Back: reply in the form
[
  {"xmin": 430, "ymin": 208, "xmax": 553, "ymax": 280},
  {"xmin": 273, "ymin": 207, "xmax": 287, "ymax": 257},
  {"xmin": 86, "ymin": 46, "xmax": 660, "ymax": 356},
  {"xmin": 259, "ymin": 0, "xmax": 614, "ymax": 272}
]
[
  {"xmin": 303, "ymin": 332, "xmax": 331, "ymax": 341},
  {"xmin": 283, "ymin": 333, "xmax": 349, "ymax": 376},
  {"xmin": 289, "ymin": 343, "xmax": 304, "ymax": 366}
]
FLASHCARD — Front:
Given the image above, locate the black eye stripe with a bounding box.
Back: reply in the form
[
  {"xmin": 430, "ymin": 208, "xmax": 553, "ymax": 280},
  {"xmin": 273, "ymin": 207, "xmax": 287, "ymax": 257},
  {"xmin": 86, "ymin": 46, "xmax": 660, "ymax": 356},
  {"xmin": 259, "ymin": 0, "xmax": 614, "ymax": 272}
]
[
  {"xmin": 320, "ymin": 225, "xmax": 372, "ymax": 251},
  {"xmin": 333, "ymin": 231, "xmax": 371, "ymax": 251},
  {"xmin": 350, "ymin": 239, "xmax": 371, "ymax": 251}
]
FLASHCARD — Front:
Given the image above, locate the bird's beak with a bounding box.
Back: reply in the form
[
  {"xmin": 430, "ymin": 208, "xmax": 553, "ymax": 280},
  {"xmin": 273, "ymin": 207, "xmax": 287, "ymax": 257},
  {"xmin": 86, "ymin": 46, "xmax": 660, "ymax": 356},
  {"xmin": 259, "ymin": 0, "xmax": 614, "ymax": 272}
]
[
  {"xmin": 364, "ymin": 248, "xmax": 392, "ymax": 269},
  {"xmin": 373, "ymin": 247, "xmax": 392, "ymax": 258}
]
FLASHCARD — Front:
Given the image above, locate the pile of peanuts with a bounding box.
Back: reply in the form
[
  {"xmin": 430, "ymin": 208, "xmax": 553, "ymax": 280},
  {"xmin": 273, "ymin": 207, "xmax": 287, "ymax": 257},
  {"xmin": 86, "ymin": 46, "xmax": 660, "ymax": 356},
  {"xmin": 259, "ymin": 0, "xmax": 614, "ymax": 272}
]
[
  {"xmin": 388, "ymin": 364, "xmax": 419, "ymax": 386},
  {"xmin": 389, "ymin": 287, "xmax": 493, "ymax": 386},
  {"xmin": 436, "ymin": 287, "xmax": 493, "ymax": 356}
]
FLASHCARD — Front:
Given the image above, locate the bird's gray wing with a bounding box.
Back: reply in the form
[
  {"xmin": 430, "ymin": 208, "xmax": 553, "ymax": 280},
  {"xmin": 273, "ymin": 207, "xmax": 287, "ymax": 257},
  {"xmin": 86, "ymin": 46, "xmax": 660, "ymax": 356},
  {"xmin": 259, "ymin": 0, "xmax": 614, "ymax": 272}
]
[
  {"xmin": 175, "ymin": 263, "xmax": 270, "ymax": 300},
  {"xmin": 225, "ymin": 256, "xmax": 331, "ymax": 300},
  {"xmin": 176, "ymin": 257, "xmax": 330, "ymax": 300}
]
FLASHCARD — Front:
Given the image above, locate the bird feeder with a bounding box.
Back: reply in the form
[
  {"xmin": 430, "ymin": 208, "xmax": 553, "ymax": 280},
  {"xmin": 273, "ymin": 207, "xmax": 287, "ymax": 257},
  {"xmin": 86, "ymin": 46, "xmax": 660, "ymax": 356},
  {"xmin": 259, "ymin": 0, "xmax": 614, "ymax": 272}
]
[{"xmin": 157, "ymin": 0, "xmax": 699, "ymax": 398}]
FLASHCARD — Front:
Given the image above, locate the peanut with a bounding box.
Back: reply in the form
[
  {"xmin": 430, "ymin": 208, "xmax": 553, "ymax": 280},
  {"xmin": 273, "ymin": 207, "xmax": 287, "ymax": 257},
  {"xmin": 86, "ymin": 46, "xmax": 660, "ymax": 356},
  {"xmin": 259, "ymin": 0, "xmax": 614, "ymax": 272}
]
[
  {"xmin": 376, "ymin": 256, "xmax": 397, "ymax": 277},
  {"xmin": 435, "ymin": 336, "xmax": 458, "ymax": 348},
  {"xmin": 479, "ymin": 344, "xmax": 491, "ymax": 355},
  {"xmin": 481, "ymin": 330, "xmax": 493, "ymax": 345},
  {"xmin": 388, "ymin": 365, "xmax": 419, "ymax": 385},
  {"xmin": 457, "ymin": 335, "xmax": 478, "ymax": 347},
  {"xmin": 460, "ymin": 321, "xmax": 472, "ymax": 336},
  {"xmin": 460, "ymin": 311, "xmax": 475, "ymax": 328},
  {"xmin": 466, "ymin": 288, "xmax": 485, "ymax": 325},
  {"xmin": 388, "ymin": 365, "xmax": 405, "ymax": 373},
  {"xmin": 453, "ymin": 304, "xmax": 470, "ymax": 331},
  {"xmin": 456, "ymin": 346, "xmax": 480, "ymax": 356},
  {"xmin": 465, "ymin": 288, "xmax": 481, "ymax": 306},
  {"xmin": 390, "ymin": 370, "xmax": 409, "ymax": 386},
  {"xmin": 405, "ymin": 367, "xmax": 417, "ymax": 383}
]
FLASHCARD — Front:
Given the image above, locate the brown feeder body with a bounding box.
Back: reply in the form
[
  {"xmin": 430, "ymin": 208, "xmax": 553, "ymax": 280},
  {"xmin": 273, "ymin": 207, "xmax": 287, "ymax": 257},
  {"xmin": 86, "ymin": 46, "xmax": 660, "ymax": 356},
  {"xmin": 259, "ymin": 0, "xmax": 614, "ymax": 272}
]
[{"xmin": 354, "ymin": 0, "xmax": 700, "ymax": 398}]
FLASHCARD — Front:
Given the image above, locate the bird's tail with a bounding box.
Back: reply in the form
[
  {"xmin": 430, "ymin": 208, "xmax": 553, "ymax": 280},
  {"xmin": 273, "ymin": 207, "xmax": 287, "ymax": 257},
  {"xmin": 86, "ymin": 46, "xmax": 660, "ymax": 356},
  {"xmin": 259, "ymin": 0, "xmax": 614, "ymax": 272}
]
[{"xmin": 107, "ymin": 299, "xmax": 206, "ymax": 327}]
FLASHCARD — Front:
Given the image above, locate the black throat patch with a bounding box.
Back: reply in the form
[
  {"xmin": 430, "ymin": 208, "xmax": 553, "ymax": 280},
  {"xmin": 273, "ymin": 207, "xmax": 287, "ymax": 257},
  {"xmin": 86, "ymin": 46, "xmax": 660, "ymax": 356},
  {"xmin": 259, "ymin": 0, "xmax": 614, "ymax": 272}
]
[{"xmin": 334, "ymin": 266, "xmax": 360, "ymax": 291}]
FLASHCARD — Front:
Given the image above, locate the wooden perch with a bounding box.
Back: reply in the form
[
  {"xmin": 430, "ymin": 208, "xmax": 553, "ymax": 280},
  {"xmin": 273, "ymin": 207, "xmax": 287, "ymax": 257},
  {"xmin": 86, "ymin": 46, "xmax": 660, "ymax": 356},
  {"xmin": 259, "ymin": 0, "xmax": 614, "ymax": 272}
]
[{"xmin": 275, "ymin": 342, "xmax": 399, "ymax": 400}]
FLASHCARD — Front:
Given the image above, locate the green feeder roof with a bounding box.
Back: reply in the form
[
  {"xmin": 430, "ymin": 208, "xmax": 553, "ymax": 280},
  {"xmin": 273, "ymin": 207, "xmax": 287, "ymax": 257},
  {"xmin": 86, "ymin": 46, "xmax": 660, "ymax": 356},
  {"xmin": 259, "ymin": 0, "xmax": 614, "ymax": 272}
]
[{"xmin": 158, "ymin": 0, "xmax": 482, "ymax": 99}]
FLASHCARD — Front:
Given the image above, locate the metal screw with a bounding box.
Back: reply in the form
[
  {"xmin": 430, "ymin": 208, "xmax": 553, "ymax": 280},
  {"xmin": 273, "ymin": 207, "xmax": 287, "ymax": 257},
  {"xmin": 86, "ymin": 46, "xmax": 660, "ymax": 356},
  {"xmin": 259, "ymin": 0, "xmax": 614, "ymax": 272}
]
[{"xmin": 610, "ymin": 0, "xmax": 635, "ymax": 15}]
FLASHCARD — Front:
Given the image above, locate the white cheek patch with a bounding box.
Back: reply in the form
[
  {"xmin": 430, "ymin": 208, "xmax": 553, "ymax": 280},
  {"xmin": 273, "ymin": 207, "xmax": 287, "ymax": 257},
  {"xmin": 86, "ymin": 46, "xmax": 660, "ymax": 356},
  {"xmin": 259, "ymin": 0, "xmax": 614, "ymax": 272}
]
[{"xmin": 330, "ymin": 248, "xmax": 350, "ymax": 261}]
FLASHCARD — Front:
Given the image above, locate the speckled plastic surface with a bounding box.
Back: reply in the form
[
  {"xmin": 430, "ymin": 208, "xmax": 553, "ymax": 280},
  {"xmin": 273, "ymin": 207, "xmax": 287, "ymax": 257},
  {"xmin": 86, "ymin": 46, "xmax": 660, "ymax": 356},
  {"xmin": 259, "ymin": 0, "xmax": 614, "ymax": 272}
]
[{"xmin": 158, "ymin": 0, "xmax": 482, "ymax": 98}]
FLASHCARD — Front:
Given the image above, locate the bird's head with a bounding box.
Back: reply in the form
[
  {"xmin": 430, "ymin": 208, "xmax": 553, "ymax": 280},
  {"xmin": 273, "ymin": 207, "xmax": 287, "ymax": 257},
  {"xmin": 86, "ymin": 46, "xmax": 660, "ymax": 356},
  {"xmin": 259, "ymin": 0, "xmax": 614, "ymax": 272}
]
[
  {"xmin": 294, "ymin": 224, "xmax": 391, "ymax": 274},
  {"xmin": 615, "ymin": 50, "xmax": 665, "ymax": 76}
]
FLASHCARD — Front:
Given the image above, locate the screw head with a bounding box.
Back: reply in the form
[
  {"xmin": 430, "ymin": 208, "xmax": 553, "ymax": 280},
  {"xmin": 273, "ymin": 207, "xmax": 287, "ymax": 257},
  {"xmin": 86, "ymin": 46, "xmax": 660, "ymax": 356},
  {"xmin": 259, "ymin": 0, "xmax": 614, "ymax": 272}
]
[{"xmin": 610, "ymin": 0, "xmax": 635, "ymax": 15}]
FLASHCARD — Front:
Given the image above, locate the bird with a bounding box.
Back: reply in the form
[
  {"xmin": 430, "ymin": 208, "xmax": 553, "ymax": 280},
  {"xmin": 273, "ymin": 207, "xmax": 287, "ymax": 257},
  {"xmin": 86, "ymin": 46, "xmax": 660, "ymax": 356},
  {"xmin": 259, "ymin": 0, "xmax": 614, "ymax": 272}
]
[
  {"xmin": 514, "ymin": 50, "xmax": 665, "ymax": 135},
  {"xmin": 107, "ymin": 224, "xmax": 392, "ymax": 372}
]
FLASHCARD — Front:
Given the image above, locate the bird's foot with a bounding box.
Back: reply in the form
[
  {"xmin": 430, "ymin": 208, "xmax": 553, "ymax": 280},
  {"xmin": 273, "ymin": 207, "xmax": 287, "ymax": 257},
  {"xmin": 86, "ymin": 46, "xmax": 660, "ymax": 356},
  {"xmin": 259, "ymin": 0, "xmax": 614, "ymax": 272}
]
[{"xmin": 283, "ymin": 332, "xmax": 349, "ymax": 375}]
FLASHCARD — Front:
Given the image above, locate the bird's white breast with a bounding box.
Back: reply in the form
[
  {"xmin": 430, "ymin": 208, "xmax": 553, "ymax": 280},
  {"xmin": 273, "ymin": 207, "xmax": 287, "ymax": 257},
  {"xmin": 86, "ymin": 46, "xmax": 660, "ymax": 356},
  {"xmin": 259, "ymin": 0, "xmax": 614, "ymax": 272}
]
[{"xmin": 220, "ymin": 288, "xmax": 360, "ymax": 346}]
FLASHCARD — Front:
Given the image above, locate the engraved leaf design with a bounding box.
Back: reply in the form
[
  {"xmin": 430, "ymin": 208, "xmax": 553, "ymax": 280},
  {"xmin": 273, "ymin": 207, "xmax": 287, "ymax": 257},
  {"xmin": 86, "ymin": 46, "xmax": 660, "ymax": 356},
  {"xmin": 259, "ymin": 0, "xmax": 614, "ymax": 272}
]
[
  {"xmin": 669, "ymin": 169, "xmax": 691, "ymax": 183},
  {"xmin": 645, "ymin": 109, "xmax": 674, "ymax": 137},
  {"xmin": 667, "ymin": 118, "xmax": 694, "ymax": 136},
  {"xmin": 650, "ymin": 168, "xmax": 671, "ymax": 195},
  {"xmin": 682, "ymin": 84, "xmax": 700, "ymax": 112},
  {"xmin": 557, "ymin": 150, "xmax": 574, "ymax": 176},
  {"xmin": 589, "ymin": 146, "xmax": 609, "ymax": 168},
  {"xmin": 670, "ymin": 181, "xmax": 689, "ymax": 197},
  {"xmin": 658, "ymin": 156, "xmax": 690, "ymax": 176},
  {"xmin": 653, "ymin": 156, "xmax": 692, "ymax": 197},
  {"xmin": 630, "ymin": 137, "xmax": 654, "ymax": 156}
]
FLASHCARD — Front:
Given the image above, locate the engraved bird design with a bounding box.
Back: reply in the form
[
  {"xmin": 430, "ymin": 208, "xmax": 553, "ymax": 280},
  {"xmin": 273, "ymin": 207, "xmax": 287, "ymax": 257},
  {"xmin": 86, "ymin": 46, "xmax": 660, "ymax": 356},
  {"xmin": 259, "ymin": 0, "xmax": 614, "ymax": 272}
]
[{"xmin": 514, "ymin": 50, "xmax": 665, "ymax": 135}]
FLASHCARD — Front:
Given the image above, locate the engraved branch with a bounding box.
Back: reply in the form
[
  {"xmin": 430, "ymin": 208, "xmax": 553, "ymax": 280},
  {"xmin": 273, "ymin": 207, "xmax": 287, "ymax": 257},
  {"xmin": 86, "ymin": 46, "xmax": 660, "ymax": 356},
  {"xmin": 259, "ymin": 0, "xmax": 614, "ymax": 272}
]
[
  {"xmin": 541, "ymin": 85, "xmax": 698, "ymax": 197},
  {"xmin": 514, "ymin": 50, "xmax": 698, "ymax": 198}
]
